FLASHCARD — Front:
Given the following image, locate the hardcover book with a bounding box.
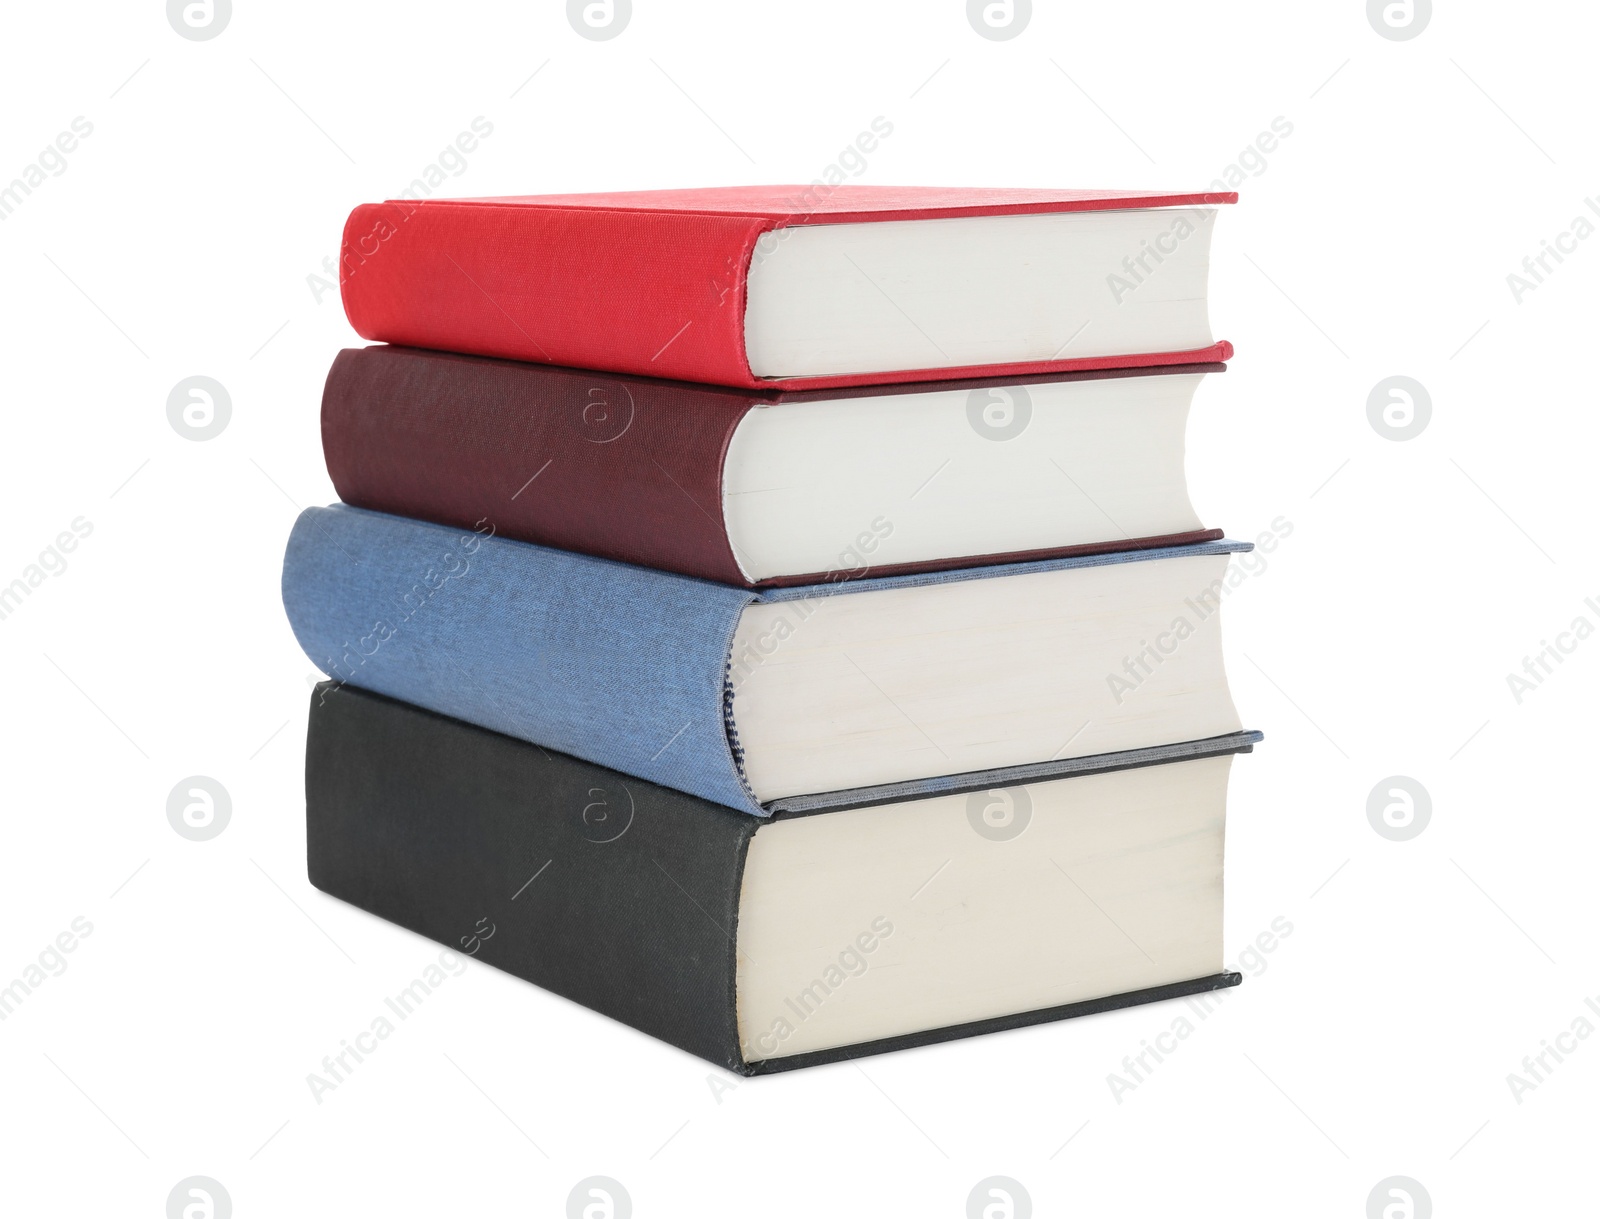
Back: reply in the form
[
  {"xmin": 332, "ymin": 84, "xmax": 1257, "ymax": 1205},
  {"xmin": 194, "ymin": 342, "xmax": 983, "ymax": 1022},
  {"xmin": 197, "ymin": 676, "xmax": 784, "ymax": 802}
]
[
  {"xmin": 307, "ymin": 683, "xmax": 1252, "ymax": 1074},
  {"xmin": 338, "ymin": 186, "xmax": 1234, "ymax": 390},
  {"xmin": 323, "ymin": 344, "xmax": 1226, "ymax": 587},
  {"xmin": 281, "ymin": 505, "xmax": 1254, "ymax": 817}
]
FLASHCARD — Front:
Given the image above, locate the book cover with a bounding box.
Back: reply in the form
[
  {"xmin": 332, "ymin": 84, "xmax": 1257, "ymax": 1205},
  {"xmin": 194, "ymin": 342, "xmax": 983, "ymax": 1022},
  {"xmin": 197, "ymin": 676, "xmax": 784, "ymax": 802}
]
[
  {"xmin": 307, "ymin": 683, "xmax": 1250, "ymax": 1074},
  {"xmin": 338, "ymin": 186, "xmax": 1235, "ymax": 390},
  {"xmin": 322, "ymin": 344, "xmax": 1227, "ymax": 587},
  {"xmin": 280, "ymin": 504, "xmax": 1254, "ymax": 816}
]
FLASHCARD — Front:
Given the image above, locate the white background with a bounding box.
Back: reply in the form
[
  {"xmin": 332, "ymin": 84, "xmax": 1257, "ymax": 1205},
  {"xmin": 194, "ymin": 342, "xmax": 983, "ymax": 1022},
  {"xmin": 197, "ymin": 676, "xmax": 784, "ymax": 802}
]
[{"xmin": 1, "ymin": 1, "xmax": 1595, "ymax": 1215}]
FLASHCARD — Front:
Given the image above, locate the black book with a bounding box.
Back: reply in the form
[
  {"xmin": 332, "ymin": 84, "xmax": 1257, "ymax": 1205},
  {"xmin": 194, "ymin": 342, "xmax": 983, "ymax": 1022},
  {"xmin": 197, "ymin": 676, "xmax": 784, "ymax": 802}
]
[{"xmin": 306, "ymin": 683, "xmax": 1254, "ymax": 1074}]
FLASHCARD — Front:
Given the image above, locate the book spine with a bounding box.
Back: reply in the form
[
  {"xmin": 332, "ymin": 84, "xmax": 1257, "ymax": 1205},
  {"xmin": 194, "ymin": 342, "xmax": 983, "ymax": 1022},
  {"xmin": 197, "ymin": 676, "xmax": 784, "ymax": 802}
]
[
  {"xmin": 338, "ymin": 200, "xmax": 769, "ymax": 387},
  {"xmin": 305, "ymin": 684, "xmax": 757, "ymax": 1072},
  {"xmin": 321, "ymin": 346, "xmax": 755, "ymax": 586},
  {"xmin": 281, "ymin": 504, "xmax": 765, "ymax": 815}
]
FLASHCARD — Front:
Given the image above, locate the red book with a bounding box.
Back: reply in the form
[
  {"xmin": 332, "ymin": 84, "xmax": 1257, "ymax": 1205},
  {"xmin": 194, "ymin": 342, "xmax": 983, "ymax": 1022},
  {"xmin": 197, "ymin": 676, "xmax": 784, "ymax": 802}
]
[
  {"xmin": 339, "ymin": 186, "xmax": 1235, "ymax": 391},
  {"xmin": 322, "ymin": 345, "xmax": 1226, "ymax": 588}
]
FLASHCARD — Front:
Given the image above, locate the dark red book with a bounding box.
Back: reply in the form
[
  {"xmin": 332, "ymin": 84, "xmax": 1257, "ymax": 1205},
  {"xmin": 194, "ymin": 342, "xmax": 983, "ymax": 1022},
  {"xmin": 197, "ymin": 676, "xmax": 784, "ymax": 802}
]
[
  {"xmin": 322, "ymin": 345, "xmax": 1226, "ymax": 588},
  {"xmin": 338, "ymin": 186, "xmax": 1235, "ymax": 391}
]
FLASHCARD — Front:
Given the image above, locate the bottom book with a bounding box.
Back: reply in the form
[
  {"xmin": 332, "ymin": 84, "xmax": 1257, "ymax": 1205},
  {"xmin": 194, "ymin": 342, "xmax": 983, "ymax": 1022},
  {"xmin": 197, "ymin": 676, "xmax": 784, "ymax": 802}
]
[{"xmin": 306, "ymin": 682, "xmax": 1257, "ymax": 1074}]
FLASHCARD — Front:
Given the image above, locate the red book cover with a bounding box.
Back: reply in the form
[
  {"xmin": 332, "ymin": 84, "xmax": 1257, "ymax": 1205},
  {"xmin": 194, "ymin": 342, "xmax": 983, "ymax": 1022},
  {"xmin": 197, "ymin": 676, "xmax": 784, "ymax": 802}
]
[
  {"xmin": 338, "ymin": 186, "xmax": 1235, "ymax": 391},
  {"xmin": 322, "ymin": 345, "xmax": 1226, "ymax": 588}
]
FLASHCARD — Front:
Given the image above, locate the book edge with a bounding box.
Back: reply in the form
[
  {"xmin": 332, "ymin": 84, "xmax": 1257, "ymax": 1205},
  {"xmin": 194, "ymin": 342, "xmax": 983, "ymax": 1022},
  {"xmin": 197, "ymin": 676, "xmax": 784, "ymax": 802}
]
[
  {"xmin": 741, "ymin": 972, "xmax": 1244, "ymax": 1075},
  {"xmin": 764, "ymin": 730, "xmax": 1264, "ymax": 817}
]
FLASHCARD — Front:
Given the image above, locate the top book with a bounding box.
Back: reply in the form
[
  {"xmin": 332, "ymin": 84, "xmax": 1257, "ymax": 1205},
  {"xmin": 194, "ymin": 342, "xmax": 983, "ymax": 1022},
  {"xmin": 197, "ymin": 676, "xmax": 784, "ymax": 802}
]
[{"xmin": 339, "ymin": 186, "xmax": 1234, "ymax": 390}]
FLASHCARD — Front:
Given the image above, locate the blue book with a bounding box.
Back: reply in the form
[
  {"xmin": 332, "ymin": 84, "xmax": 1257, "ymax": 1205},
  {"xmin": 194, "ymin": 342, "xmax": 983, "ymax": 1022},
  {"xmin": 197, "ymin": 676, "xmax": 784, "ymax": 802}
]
[{"xmin": 282, "ymin": 505, "xmax": 1256, "ymax": 817}]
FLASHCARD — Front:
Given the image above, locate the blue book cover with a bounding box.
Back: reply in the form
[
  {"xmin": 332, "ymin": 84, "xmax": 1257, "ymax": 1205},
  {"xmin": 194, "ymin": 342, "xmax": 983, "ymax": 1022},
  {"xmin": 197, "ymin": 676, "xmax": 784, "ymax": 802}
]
[{"xmin": 282, "ymin": 505, "xmax": 1255, "ymax": 816}]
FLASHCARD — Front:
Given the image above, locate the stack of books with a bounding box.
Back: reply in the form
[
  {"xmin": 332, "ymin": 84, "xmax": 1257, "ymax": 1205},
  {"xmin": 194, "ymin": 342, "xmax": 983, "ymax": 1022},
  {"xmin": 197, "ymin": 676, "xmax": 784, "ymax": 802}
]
[{"xmin": 282, "ymin": 186, "xmax": 1261, "ymax": 1074}]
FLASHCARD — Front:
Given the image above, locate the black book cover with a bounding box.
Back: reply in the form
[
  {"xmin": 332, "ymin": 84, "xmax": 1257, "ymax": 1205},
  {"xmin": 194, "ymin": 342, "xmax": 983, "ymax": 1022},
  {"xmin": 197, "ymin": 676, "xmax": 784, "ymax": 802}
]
[{"xmin": 306, "ymin": 683, "xmax": 1246, "ymax": 1074}]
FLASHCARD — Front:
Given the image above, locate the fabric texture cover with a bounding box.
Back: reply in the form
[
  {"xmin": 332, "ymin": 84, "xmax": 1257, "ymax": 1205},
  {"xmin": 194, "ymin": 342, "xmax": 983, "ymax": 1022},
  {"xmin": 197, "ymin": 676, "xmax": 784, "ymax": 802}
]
[{"xmin": 281, "ymin": 503, "xmax": 1251, "ymax": 816}]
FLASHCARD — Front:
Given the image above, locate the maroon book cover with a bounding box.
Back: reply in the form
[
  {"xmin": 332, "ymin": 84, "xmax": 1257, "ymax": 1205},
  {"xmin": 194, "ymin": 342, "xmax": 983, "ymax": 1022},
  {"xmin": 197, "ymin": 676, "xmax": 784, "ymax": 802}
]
[{"xmin": 321, "ymin": 345, "xmax": 1225, "ymax": 588}]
